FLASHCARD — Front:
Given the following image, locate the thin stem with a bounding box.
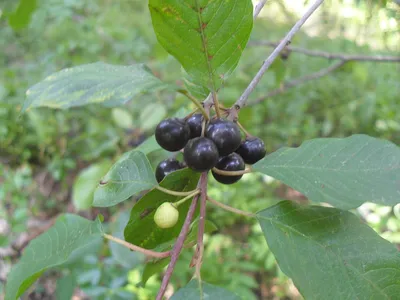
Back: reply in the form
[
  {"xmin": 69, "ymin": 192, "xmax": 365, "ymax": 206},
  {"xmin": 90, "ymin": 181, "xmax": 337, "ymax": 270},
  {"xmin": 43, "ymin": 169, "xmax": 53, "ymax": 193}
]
[
  {"xmin": 184, "ymin": 108, "xmax": 200, "ymax": 120},
  {"xmin": 175, "ymin": 190, "xmax": 200, "ymax": 207},
  {"xmin": 253, "ymin": 0, "xmax": 268, "ymax": 19},
  {"xmin": 156, "ymin": 193, "xmax": 200, "ymax": 300},
  {"xmin": 178, "ymin": 89, "xmax": 210, "ymax": 120},
  {"xmin": 194, "ymin": 173, "xmax": 208, "ymax": 275},
  {"xmin": 212, "ymin": 167, "xmax": 252, "ymax": 176},
  {"xmin": 103, "ymin": 234, "xmax": 170, "ymax": 258},
  {"xmin": 236, "ymin": 121, "xmax": 252, "ymax": 137},
  {"xmin": 207, "ymin": 196, "xmax": 255, "ymax": 218},
  {"xmin": 233, "ymin": 0, "xmax": 325, "ymax": 110},
  {"xmin": 156, "ymin": 186, "xmax": 199, "ymax": 197},
  {"xmin": 212, "ymin": 91, "xmax": 221, "ymax": 118}
]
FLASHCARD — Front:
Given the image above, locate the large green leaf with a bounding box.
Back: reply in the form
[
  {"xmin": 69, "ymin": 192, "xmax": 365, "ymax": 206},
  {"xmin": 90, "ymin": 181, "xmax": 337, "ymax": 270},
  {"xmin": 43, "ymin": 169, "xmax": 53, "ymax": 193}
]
[
  {"xmin": 171, "ymin": 280, "xmax": 240, "ymax": 299},
  {"xmin": 8, "ymin": 0, "xmax": 37, "ymax": 31},
  {"xmin": 257, "ymin": 201, "xmax": 400, "ymax": 300},
  {"xmin": 254, "ymin": 135, "xmax": 400, "ymax": 209},
  {"xmin": 93, "ymin": 151, "xmax": 157, "ymax": 207},
  {"xmin": 22, "ymin": 63, "xmax": 168, "ymax": 111},
  {"xmin": 5, "ymin": 214, "xmax": 103, "ymax": 300},
  {"xmin": 124, "ymin": 168, "xmax": 200, "ymax": 249},
  {"xmin": 149, "ymin": 0, "xmax": 253, "ymax": 92}
]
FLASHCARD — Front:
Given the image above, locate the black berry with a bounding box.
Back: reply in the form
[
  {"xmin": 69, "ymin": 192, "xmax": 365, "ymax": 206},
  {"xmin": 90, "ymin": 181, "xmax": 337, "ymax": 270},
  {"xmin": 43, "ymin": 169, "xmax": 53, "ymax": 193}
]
[
  {"xmin": 212, "ymin": 153, "xmax": 245, "ymax": 184},
  {"xmin": 205, "ymin": 119, "xmax": 241, "ymax": 156},
  {"xmin": 186, "ymin": 114, "xmax": 203, "ymax": 139},
  {"xmin": 235, "ymin": 137, "xmax": 266, "ymax": 164},
  {"xmin": 155, "ymin": 158, "xmax": 184, "ymax": 183},
  {"xmin": 155, "ymin": 118, "xmax": 190, "ymax": 151},
  {"xmin": 183, "ymin": 137, "xmax": 219, "ymax": 172}
]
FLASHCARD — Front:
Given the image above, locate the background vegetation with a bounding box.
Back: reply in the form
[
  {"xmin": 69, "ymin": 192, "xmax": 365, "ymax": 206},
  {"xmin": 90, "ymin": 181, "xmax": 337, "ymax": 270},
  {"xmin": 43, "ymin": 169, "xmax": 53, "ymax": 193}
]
[{"xmin": 1, "ymin": 0, "xmax": 399, "ymax": 299}]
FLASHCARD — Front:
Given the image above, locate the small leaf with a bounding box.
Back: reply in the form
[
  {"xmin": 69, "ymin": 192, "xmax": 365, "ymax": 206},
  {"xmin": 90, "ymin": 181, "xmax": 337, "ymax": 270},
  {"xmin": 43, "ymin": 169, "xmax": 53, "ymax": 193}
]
[
  {"xmin": 171, "ymin": 280, "xmax": 240, "ymax": 299},
  {"xmin": 149, "ymin": 0, "xmax": 253, "ymax": 93},
  {"xmin": 93, "ymin": 151, "xmax": 157, "ymax": 207},
  {"xmin": 257, "ymin": 201, "xmax": 400, "ymax": 300},
  {"xmin": 140, "ymin": 103, "xmax": 167, "ymax": 131},
  {"xmin": 8, "ymin": 0, "xmax": 37, "ymax": 31},
  {"xmin": 72, "ymin": 160, "xmax": 112, "ymax": 210},
  {"xmin": 112, "ymin": 108, "xmax": 134, "ymax": 129},
  {"xmin": 254, "ymin": 134, "xmax": 400, "ymax": 209},
  {"xmin": 141, "ymin": 258, "xmax": 170, "ymax": 287},
  {"xmin": 124, "ymin": 168, "xmax": 200, "ymax": 249},
  {"xmin": 5, "ymin": 214, "xmax": 103, "ymax": 300},
  {"xmin": 56, "ymin": 274, "xmax": 76, "ymax": 300},
  {"xmin": 23, "ymin": 63, "xmax": 169, "ymax": 111}
]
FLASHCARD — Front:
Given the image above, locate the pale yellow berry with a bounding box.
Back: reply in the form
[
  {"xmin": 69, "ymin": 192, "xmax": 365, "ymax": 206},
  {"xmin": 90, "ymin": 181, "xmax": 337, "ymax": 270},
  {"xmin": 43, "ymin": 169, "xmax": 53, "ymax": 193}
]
[{"xmin": 154, "ymin": 202, "xmax": 179, "ymax": 228}]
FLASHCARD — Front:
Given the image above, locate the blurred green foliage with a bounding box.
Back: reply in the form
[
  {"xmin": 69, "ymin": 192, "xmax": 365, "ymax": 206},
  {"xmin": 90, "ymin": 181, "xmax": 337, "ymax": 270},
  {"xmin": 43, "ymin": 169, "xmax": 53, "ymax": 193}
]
[{"xmin": 1, "ymin": 0, "xmax": 399, "ymax": 299}]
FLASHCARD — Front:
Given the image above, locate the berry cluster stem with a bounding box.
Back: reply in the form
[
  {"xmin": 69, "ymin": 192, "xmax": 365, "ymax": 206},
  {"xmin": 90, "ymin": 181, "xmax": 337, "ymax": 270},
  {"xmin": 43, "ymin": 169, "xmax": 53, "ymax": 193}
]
[
  {"xmin": 207, "ymin": 196, "xmax": 255, "ymax": 218},
  {"xmin": 175, "ymin": 190, "xmax": 200, "ymax": 207},
  {"xmin": 156, "ymin": 186, "xmax": 199, "ymax": 197},
  {"xmin": 236, "ymin": 121, "xmax": 252, "ymax": 138},
  {"xmin": 212, "ymin": 167, "xmax": 252, "ymax": 176},
  {"xmin": 178, "ymin": 89, "xmax": 209, "ymax": 121}
]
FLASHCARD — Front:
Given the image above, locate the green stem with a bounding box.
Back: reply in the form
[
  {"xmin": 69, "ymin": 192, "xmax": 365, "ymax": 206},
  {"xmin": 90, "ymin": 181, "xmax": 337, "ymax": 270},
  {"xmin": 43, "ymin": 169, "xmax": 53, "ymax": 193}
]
[
  {"xmin": 156, "ymin": 186, "xmax": 199, "ymax": 197},
  {"xmin": 177, "ymin": 89, "xmax": 209, "ymax": 120},
  {"xmin": 207, "ymin": 196, "xmax": 255, "ymax": 217},
  {"xmin": 175, "ymin": 190, "xmax": 200, "ymax": 207},
  {"xmin": 212, "ymin": 167, "xmax": 252, "ymax": 176}
]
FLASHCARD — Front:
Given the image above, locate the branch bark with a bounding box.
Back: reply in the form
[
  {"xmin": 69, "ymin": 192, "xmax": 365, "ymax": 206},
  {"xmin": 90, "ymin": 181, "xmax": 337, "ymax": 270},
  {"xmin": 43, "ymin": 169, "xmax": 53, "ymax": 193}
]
[
  {"xmin": 250, "ymin": 41, "xmax": 400, "ymax": 62},
  {"xmin": 248, "ymin": 60, "xmax": 347, "ymax": 106},
  {"xmin": 232, "ymin": 0, "xmax": 325, "ymax": 110}
]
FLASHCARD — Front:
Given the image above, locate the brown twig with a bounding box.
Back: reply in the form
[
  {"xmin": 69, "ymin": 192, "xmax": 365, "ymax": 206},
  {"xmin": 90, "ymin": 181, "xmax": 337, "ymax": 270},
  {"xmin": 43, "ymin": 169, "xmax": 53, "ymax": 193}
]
[
  {"xmin": 249, "ymin": 60, "xmax": 347, "ymax": 106},
  {"xmin": 156, "ymin": 193, "xmax": 200, "ymax": 300},
  {"xmin": 249, "ymin": 41, "xmax": 400, "ymax": 62},
  {"xmin": 103, "ymin": 234, "xmax": 170, "ymax": 258},
  {"xmin": 233, "ymin": 0, "xmax": 325, "ymax": 111},
  {"xmin": 207, "ymin": 196, "xmax": 255, "ymax": 218}
]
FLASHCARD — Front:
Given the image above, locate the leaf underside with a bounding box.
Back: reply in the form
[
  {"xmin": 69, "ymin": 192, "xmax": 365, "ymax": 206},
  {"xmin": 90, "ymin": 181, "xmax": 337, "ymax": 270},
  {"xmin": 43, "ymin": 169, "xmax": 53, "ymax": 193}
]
[
  {"xmin": 254, "ymin": 134, "xmax": 400, "ymax": 209},
  {"xmin": 258, "ymin": 201, "xmax": 400, "ymax": 300}
]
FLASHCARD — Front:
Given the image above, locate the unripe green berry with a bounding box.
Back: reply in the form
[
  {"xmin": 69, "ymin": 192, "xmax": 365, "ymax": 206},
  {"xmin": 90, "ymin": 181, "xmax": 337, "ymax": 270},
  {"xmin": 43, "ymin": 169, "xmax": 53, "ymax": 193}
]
[{"xmin": 154, "ymin": 202, "xmax": 179, "ymax": 228}]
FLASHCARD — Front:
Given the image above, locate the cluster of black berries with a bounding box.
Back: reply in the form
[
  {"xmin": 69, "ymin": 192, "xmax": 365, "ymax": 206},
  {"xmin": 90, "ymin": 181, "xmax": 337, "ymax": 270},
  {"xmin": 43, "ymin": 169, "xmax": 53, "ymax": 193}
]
[{"xmin": 154, "ymin": 114, "xmax": 266, "ymax": 184}]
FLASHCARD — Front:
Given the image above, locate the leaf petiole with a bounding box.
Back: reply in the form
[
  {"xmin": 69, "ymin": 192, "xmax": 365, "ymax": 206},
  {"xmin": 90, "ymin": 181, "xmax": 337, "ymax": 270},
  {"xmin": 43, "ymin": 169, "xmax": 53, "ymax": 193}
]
[
  {"xmin": 175, "ymin": 190, "xmax": 201, "ymax": 207},
  {"xmin": 177, "ymin": 89, "xmax": 210, "ymax": 120}
]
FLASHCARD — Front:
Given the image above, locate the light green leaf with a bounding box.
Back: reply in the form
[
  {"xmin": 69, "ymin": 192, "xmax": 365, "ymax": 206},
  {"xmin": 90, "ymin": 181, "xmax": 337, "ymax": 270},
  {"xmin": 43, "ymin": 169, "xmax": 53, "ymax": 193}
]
[
  {"xmin": 72, "ymin": 160, "xmax": 112, "ymax": 210},
  {"xmin": 171, "ymin": 280, "xmax": 240, "ymax": 299},
  {"xmin": 112, "ymin": 108, "xmax": 134, "ymax": 129},
  {"xmin": 254, "ymin": 135, "xmax": 400, "ymax": 209},
  {"xmin": 8, "ymin": 0, "xmax": 37, "ymax": 31},
  {"xmin": 23, "ymin": 63, "xmax": 169, "ymax": 111},
  {"xmin": 149, "ymin": 0, "xmax": 253, "ymax": 92},
  {"xmin": 124, "ymin": 168, "xmax": 200, "ymax": 249},
  {"xmin": 140, "ymin": 103, "xmax": 167, "ymax": 131},
  {"xmin": 93, "ymin": 151, "xmax": 157, "ymax": 207},
  {"xmin": 5, "ymin": 214, "xmax": 103, "ymax": 300},
  {"xmin": 257, "ymin": 201, "xmax": 400, "ymax": 300},
  {"xmin": 141, "ymin": 258, "xmax": 170, "ymax": 287}
]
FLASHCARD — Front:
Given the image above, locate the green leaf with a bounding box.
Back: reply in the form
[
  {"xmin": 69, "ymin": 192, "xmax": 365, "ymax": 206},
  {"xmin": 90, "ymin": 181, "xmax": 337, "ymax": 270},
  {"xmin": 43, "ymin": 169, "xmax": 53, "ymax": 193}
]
[
  {"xmin": 56, "ymin": 274, "xmax": 76, "ymax": 300},
  {"xmin": 72, "ymin": 160, "xmax": 112, "ymax": 210},
  {"xmin": 8, "ymin": 0, "xmax": 37, "ymax": 31},
  {"xmin": 171, "ymin": 280, "xmax": 240, "ymax": 299},
  {"xmin": 184, "ymin": 219, "xmax": 218, "ymax": 247},
  {"xmin": 5, "ymin": 214, "xmax": 103, "ymax": 300},
  {"xmin": 141, "ymin": 258, "xmax": 170, "ymax": 287},
  {"xmin": 93, "ymin": 151, "xmax": 157, "ymax": 207},
  {"xmin": 257, "ymin": 201, "xmax": 400, "ymax": 300},
  {"xmin": 124, "ymin": 168, "xmax": 200, "ymax": 249},
  {"xmin": 112, "ymin": 108, "xmax": 134, "ymax": 129},
  {"xmin": 149, "ymin": 0, "xmax": 253, "ymax": 92},
  {"xmin": 23, "ymin": 63, "xmax": 169, "ymax": 111},
  {"xmin": 253, "ymin": 135, "xmax": 400, "ymax": 209}
]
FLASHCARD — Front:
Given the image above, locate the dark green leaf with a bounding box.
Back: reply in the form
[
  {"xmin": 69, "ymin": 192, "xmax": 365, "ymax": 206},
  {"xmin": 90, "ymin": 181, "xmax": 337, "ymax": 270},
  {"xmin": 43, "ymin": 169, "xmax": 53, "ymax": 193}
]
[
  {"xmin": 93, "ymin": 151, "xmax": 157, "ymax": 207},
  {"xmin": 149, "ymin": 0, "xmax": 253, "ymax": 92},
  {"xmin": 257, "ymin": 201, "xmax": 400, "ymax": 300},
  {"xmin": 254, "ymin": 135, "xmax": 400, "ymax": 209},
  {"xmin": 171, "ymin": 280, "xmax": 240, "ymax": 299},
  {"xmin": 23, "ymin": 63, "xmax": 169, "ymax": 111},
  {"xmin": 56, "ymin": 274, "xmax": 76, "ymax": 300},
  {"xmin": 8, "ymin": 0, "xmax": 37, "ymax": 31},
  {"xmin": 72, "ymin": 160, "xmax": 112, "ymax": 210},
  {"xmin": 124, "ymin": 168, "xmax": 200, "ymax": 249},
  {"xmin": 5, "ymin": 214, "xmax": 103, "ymax": 300}
]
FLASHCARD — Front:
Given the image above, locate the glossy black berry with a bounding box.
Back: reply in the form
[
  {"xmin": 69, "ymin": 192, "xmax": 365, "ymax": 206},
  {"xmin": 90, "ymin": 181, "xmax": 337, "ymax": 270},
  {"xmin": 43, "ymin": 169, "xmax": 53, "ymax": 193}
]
[
  {"xmin": 183, "ymin": 137, "xmax": 219, "ymax": 172},
  {"xmin": 205, "ymin": 119, "xmax": 241, "ymax": 156},
  {"xmin": 212, "ymin": 153, "xmax": 245, "ymax": 184},
  {"xmin": 155, "ymin": 158, "xmax": 184, "ymax": 183},
  {"xmin": 186, "ymin": 114, "xmax": 203, "ymax": 139},
  {"xmin": 235, "ymin": 137, "xmax": 266, "ymax": 164},
  {"xmin": 155, "ymin": 118, "xmax": 190, "ymax": 151}
]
